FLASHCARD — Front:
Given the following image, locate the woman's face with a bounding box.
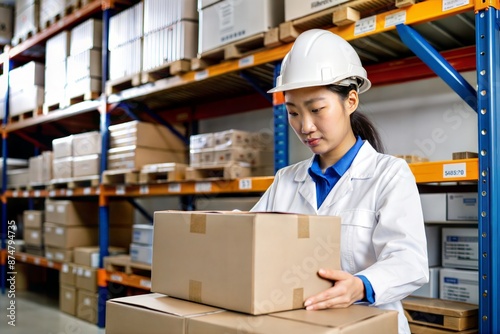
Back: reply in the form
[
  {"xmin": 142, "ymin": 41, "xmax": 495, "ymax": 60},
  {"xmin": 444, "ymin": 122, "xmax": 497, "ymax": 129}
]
[{"xmin": 285, "ymin": 86, "xmax": 359, "ymax": 167}]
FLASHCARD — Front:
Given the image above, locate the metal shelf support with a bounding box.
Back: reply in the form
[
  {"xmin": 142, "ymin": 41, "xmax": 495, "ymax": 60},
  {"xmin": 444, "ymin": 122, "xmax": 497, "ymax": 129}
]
[
  {"xmin": 239, "ymin": 71, "xmax": 273, "ymax": 104},
  {"xmin": 126, "ymin": 198, "xmax": 153, "ymax": 224},
  {"xmin": 396, "ymin": 24, "xmax": 477, "ymax": 111},
  {"xmin": 476, "ymin": 7, "xmax": 500, "ymax": 333},
  {"xmin": 272, "ymin": 63, "xmax": 289, "ymax": 172}
]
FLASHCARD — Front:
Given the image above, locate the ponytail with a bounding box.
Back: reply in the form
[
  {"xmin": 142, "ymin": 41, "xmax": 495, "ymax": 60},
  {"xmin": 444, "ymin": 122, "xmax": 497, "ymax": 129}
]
[{"xmin": 327, "ymin": 84, "xmax": 385, "ymax": 153}]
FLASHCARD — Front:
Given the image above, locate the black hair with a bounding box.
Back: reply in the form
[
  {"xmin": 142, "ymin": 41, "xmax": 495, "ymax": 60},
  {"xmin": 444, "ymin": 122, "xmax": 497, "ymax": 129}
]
[{"xmin": 327, "ymin": 84, "xmax": 385, "ymax": 153}]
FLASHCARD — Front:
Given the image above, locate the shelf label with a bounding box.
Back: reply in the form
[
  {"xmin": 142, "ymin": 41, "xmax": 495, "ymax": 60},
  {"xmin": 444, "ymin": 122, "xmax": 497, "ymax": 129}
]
[
  {"xmin": 195, "ymin": 182, "xmax": 212, "ymax": 192},
  {"xmin": 23, "ymin": 191, "xmax": 29, "ymax": 198},
  {"xmin": 60, "ymin": 189, "xmax": 66, "ymax": 196},
  {"xmin": 66, "ymin": 189, "xmax": 73, "ymax": 196},
  {"xmin": 96, "ymin": 188, "xmax": 100, "ymax": 195},
  {"xmin": 195, "ymin": 70, "xmax": 209, "ymax": 81},
  {"xmin": 140, "ymin": 185, "xmax": 149, "ymax": 195},
  {"xmin": 47, "ymin": 261, "xmax": 54, "ymax": 268},
  {"xmin": 443, "ymin": 0, "xmax": 469, "ymax": 11},
  {"xmin": 385, "ymin": 11, "xmax": 406, "ymax": 28},
  {"xmin": 21, "ymin": 255, "xmax": 27, "ymax": 262},
  {"xmin": 443, "ymin": 163, "xmax": 467, "ymax": 178},
  {"xmin": 110, "ymin": 274, "xmax": 123, "ymax": 282},
  {"xmin": 140, "ymin": 279, "xmax": 152, "ymax": 289},
  {"xmin": 168, "ymin": 183, "xmax": 181, "ymax": 193},
  {"xmin": 34, "ymin": 257, "xmax": 41, "ymax": 265},
  {"xmin": 239, "ymin": 178, "xmax": 252, "ymax": 190},
  {"xmin": 83, "ymin": 187, "xmax": 91, "ymax": 195},
  {"xmin": 239, "ymin": 55, "xmax": 254, "ymax": 68},
  {"xmin": 34, "ymin": 190, "xmax": 40, "ymax": 197},
  {"xmin": 354, "ymin": 15, "xmax": 376, "ymax": 36},
  {"xmin": 116, "ymin": 185, "xmax": 126, "ymax": 195},
  {"xmin": 49, "ymin": 190, "xmax": 56, "ymax": 197},
  {"xmin": 12, "ymin": 191, "xmax": 18, "ymax": 197}
]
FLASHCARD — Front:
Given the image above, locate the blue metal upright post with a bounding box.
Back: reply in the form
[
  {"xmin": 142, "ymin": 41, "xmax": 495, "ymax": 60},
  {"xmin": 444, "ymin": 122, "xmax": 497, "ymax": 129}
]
[
  {"xmin": 272, "ymin": 63, "xmax": 288, "ymax": 172},
  {"xmin": 476, "ymin": 7, "xmax": 500, "ymax": 333}
]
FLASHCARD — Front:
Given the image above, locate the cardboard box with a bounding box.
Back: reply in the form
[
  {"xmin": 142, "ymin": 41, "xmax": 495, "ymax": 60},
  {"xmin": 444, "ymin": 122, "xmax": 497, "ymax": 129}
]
[
  {"xmin": 60, "ymin": 284, "xmax": 77, "ymax": 316},
  {"xmin": 152, "ymin": 211, "xmax": 341, "ymax": 315},
  {"xmin": 6, "ymin": 168, "xmax": 29, "ymax": 188},
  {"xmin": 24, "ymin": 245, "xmax": 44, "ymax": 256},
  {"xmin": 213, "ymin": 129, "xmax": 253, "ymax": 149},
  {"xmin": 60, "ymin": 262, "xmax": 77, "ymax": 286},
  {"xmin": 403, "ymin": 296, "xmax": 478, "ymax": 331},
  {"xmin": 106, "ymin": 293, "xmax": 223, "ymax": 334},
  {"xmin": 74, "ymin": 246, "xmax": 127, "ymax": 268},
  {"xmin": 52, "ymin": 157, "xmax": 73, "ymax": 179},
  {"xmin": 440, "ymin": 268, "xmax": 478, "ymax": 305},
  {"xmin": 72, "ymin": 154, "xmax": 100, "ymax": 177},
  {"xmin": 23, "ymin": 210, "xmax": 44, "ymax": 229},
  {"xmin": 77, "ymin": 289, "xmax": 98, "ymax": 324},
  {"xmin": 420, "ymin": 194, "xmax": 447, "ymax": 222},
  {"xmin": 199, "ymin": 0, "xmax": 284, "ymax": 54},
  {"xmin": 66, "ymin": 49, "xmax": 102, "ymax": 82},
  {"xmin": 130, "ymin": 243, "xmax": 153, "ymax": 265},
  {"xmin": 45, "ymin": 199, "xmax": 98, "ymax": 226},
  {"xmin": 189, "ymin": 148, "xmax": 215, "ymax": 167},
  {"xmin": 213, "ymin": 147, "xmax": 257, "ymax": 166},
  {"xmin": 9, "ymin": 85, "xmax": 44, "ymax": 117},
  {"xmin": 189, "ymin": 306, "xmax": 398, "ymax": 334},
  {"xmin": 9, "ymin": 61, "xmax": 44, "ymax": 94},
  {"xmin": 46, "ymin": 31, "xmax": 70, "ymax": 65},
  {"xmin": 144, "ymin": 0, "xmax": 198, "ymax": 33},
  {"xmin": 411, "ymin": 267, "xmax": 440, "ymax": 299},
  {"xmin": 44, "ymin": 223, "xmax": 98, "ymax": 248},
  {"xmin": 109, "ymin": 121, "xmax": 186, "ymax": 151},
  {"xmin": 70, "ymin": 18, "xmax": 102, "ymax": 56},
  {"xmin": 28, "ymin": 151, "xmax": 53, "ymax": 184},
  {"xmin": 107, "ymin": 146, "xmax": 187, "ymax": 170},
  {"xmin": 45, "ymin": 246, "xmax": 73, "ymax": 262},
  {"xmin": 72, "ymin": 131, "xmax": 101, "ymax": 156},
  {"xmin": 132, "ymin": 224, "xmax": 154, "ymax": 245},
  {"xmin": 75, "ymin": 265, "xmax": 98, "ymax": 292},
  {"xmin": 189, "ymin": 133, "xmax": 214, "ymax": 150},
  {"xmin": 52, "ymin": 135, "xmax": 73, "ymax": 158},
  {"xmin": 23, "ymin": 228, "xmax": 43, "ymax": 246},
  {"xmin": 284, "ymin": 0, "xmax": 351, "ymax": 21},
  {"xmin": 442, "ymin": 228, "xmax": 478, "ymax": 270},
  {"xmin": 66, "ymin": 77, "xmax": 101, "ymax": 99},
  {"xmin": 447, "ymin": 193, "xmax": 478, "ymax": 221}
]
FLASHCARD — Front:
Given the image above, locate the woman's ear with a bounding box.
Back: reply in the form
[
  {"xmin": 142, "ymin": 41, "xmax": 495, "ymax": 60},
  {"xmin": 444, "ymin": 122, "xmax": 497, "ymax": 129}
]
[{"xmin": 345, "ymin": 90, "xmax": 359, "ymax": 115}]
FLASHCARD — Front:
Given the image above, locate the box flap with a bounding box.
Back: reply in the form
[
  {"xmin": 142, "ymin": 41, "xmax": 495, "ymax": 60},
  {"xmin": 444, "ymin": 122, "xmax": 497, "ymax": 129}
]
[
  {"xmin": 109, "ymin": 294, "xmax": 222, "ymax": 317},
  {"xmin": 402, "ymin": 297, "xmax": 478, "ymax": 317}
]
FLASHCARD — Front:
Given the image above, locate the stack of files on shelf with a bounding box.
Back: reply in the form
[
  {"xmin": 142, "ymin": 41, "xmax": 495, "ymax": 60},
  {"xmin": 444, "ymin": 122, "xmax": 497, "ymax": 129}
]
[
  {"xmin": 23, "ymin": 210, "xmax": 44, "ymax": 256},
  {"xmin": 12, "ymin": 0, "xmax": 40, "ymax": 46},
  {"xmin": 44, "ymin": 31, "xmax": 70, "ymax": 110},
  {"xmin": 142, "ymin": 0, "xmax": 198, "ymax": 73},
  {"xmin": 2, "ymin": 61, "xmax": 44, "ymax": 118},
  {"xmin": 66, "ymin": 18, "xmax": 102, "ymax": 103},
  {"xmin": 107, "ymin": 120, "xmax": 187, "ymax": 171},
  {"xmin": 28, "ymin": 151, "xmax": 52, "ymax": 185},
  {"xmin": 108, "ymin": 1, "xmax": 143, "ymax": 81}
]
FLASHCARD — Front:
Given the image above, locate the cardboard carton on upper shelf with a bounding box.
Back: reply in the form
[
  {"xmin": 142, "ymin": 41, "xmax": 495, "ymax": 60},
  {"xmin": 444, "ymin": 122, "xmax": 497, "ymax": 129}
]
[
  {"xmin": 45, "ymin": 199, "xmax": 99, "ymax": 226},
  {"xmin": 12, "ymin": 1, "xmax": 39, "ymax": 46},
  {"xmin": 198, "ymin": 0, "xmax": 284, "ymax": 54},
  {"xmin": 66, "ymin": 49, "xmax": 102, "ymax": 82},
  {"xmin": 70, "ymin": 18, "xmax": 102, "ymax": 56},
  {"xmin": 45, "ymin": 31, "xmax": 70, "ymax": 65},
  {"xmin": 23, "ymin": 228, "xmax": 43, "ymax": 247},
  {"xmin": 72, "ymin": 131, "xmax": 102, "ymax": 156},
  {"xmin": 52, "ymin": 135, "xmax": 73, "ymax": 159},
  {"xmin": 143, "ymin": 0, "xmax": 198, "ymax": 34},
  {"xmin": 8, "ymin": 61, "xmax": 44, "ymax": 94},
  {"xmin": 189, "ymin": 148, "xmax": 214, "ymax": 167},
  {"xmin": 60, "ymin": 262, "xmax": 77, "ymax": 286},
  {"xmin": 106, "ymin": 293, "xmax": 223, "ymax": 334},
  {"xmin": 60, "ymin": 284, "xmax": 77, "ymax": 316},
  {"xmin": 107, "ymin": 145, "xmax": 187, "ymax": 170},
  {"xmin": 75, "ymin": 265, "xmax": 98, "ymax": 292},
  {"xmin": 440, "ymin": 268, "xmax": 478, "ymax": 305},
  {"xmin": 9, "ymin": 85, "xmax": 44, "ymax": 117},
  {"xmin": 6, "ymin": 168, "xmax": 30, "ymax": 188},
  {"xmin": 76, "ymin": 289, "xmax": 98, "ymax": 324},
  {"xmin": 152, "ymin": 210, "xmax": 341, "ymax": 315},
  {"xmin": 44, "ymin": 223, "xmax": 98, "ymax": 249},
  {"xmin": 189, "ymin": 133, "xmax": 214, "ymax": 150},
  {"xmin": 284, "ymin": 0, "xmax": 351, "ymax": 21},
  {"xmin": 23, "ymin": 210, "xmax": 44, "ymax": 229},
  {"xmin": 213, "ymin": 129, "xmax": 253, "ymax": 149}
]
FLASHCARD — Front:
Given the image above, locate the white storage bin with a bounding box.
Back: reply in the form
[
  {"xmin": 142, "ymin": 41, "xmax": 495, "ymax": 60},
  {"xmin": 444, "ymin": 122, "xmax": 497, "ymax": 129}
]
[
  {"xmin": 442, "ymin": 227, "xmax": 478, "ymax": 270},
  {"xmin": 447, "ymin": 193, "xmax": 478, "ymax": 220},
  {"xmin": 132, "ymin": 224, "xmax": 154, "ymax": 246},
  {"xmin": 440, "ymin": 268, "xmax": 478, "ymax": 304}
]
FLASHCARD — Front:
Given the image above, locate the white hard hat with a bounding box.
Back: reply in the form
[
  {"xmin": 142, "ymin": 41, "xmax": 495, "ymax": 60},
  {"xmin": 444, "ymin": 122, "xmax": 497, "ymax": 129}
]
[{"xmin": 268, "ymin": 29, "xmax": 371, "ymax": 94}]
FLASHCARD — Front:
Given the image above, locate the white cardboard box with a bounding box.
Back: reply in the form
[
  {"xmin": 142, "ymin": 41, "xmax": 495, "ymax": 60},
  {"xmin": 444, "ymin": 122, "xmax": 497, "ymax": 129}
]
[
  {"xmin": 72, "ymin": 131, "xmax": 101, "ymax": 156},
  {"xmin": 9, "ymin": 86, "xmax": 44, "ymax": 117},
  {"xmin": 52, "ymin": 157, "xmax": 73, "ymax": 179},
  {"xmin": 411, "ymin": 267, "xmax": 440, "ymax": 299},
  {"xmin": 132, "ymin": 224, "xmax": 154, "ymax": 246},
  {"xmin": 53, "ymin": 136, "xmax": 73, "ymax": 158},
  {"xmin": 130, "ymin": 243, "xmax": 153, "ymax": 265},
  {"xmin": 285, "ymin": 0, "xmax": 350, "ymax": 21},
  {"xmin": 199, "ymin": 0, "xmax": 284, "ymax": 54},
  {"xmin": 440, "ymin": 268, "xmax": 478, "ymax": 304},
  {"xmin": 442, "ymin": 228, "xmax": 478, "ymax": 270},
  {"xmin": 420, "ymin": 193, "xmax": 447, "ymax": 222},
  {"xmin": 447, "ymin": 193, "xmax": 478, "ymax": 220},
  {"xmin": 72, "ymin": 154, "xmax": 100, "ymax": 178}
]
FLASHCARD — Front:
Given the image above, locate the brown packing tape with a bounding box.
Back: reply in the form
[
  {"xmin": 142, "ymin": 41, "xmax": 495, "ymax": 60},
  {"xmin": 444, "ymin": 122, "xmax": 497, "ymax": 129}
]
[
  {"xmin": 189, "ymin": 280, "xmax": 203, "ymax": 303},
  {"xmin": 190, "ymin": 214, "xmax": 207, "ymax": 234},
  {"xmin": 297, "ymin": 216, "xmax": 310, "ymax": 238},
  {"xmin": 293, "ymin": 288, "xmax": 304, "ymax": 309}
]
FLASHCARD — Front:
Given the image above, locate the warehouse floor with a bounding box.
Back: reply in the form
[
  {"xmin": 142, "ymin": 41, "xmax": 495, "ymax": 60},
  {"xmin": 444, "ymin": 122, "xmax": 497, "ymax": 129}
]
[{"xmin": 0, "ymin": 290, "xmax": 105, "ymax": 333}]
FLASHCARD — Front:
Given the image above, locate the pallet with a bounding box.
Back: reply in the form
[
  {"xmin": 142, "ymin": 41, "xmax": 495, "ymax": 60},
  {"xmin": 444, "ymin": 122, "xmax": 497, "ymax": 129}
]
[
  {"xmin": 49, "ymin": 175, "xmax": 100, "ymax": 189},
  {"xmin": 42, "ymin": 101, "xmax": 66, "ymax": 114},
  {"xmin": 65, "ymin": 0, "xmax": 93, "ymax": 15},
  {"xmin": 8, "ymin": 107, "xmax": 43, "ymax": 124},
  {"xmin": 11, "ymin": 28, "xmax": 40, "ymax": 46},
  {"xmin": 194, "ymin": 29, "xmax": 282, "ymax": 71},
  {"xmin": 105, "ymin": 73, "xmax": 141, "ymax": 95},
  {"xmin": 394, "ymin": 154, "xmax": 429, "ymax": 163},
  {"xmin": 102, "ymin": 169, "xmax": 140, "ymax": 185},
  {"xmin": 42, "ymin": 12, "xmax": 64, "ymax": 30},
  {"xmin": 185, "ymin": 163, "xmax": 251, "ymax": 181},
  {"xmin": 141, "ymin": 59, "xmax": 192, "ymax": 84},
  {"xmin": 279, "ymin": 0, "xmax": 401, "ymax": 43},
  {"xmin": 139, "ymin": 163, "xmax": 187, "ymax": 184},
  {"xmin": 28, "ymin": 182, "xmax": 48, "ymax": 190},
  {"xmin": 66, "ymin": 91, "xmax": 101, "ymax": 106},
  {"xmin": 104, "ymin": 255, "xmax": 151, "ymax": 277},
  {"xmin": 452, "ymin": 151, "xmax": 478, "ymax": 160}
]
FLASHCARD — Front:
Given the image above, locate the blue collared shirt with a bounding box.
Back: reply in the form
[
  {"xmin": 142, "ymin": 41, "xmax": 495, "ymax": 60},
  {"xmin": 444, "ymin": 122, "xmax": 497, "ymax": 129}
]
[{"xmin": 307, "ymin": 136, "xmax": 375, "ymax": 304}]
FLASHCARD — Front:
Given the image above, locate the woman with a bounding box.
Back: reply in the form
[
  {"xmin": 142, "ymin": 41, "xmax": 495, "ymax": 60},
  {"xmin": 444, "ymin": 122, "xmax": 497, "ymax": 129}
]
[{"xmin": 251, "ymin": 29, "xmax": 429, "ymax": 333}]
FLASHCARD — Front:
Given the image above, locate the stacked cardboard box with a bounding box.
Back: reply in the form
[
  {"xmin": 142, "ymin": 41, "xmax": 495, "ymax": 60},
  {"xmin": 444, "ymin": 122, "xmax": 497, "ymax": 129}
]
[
  {"xmin": 0, "ymin": 5, "xmax": 12, "ymax": 45},
  {"xmin": 130, "ymin": 224, "xmax": 153, "ymax": 265},
  {"xmin": 44, "ymin": 31, "xmax": 70, "ymax": 109},
  {"xmin": 107, "ymin": 121, "xmax": 187, "ymax": 170},
  {"xmin": 23, "ymin": 210, "xmax": 44, "ymax": 256},
  {"xmin": 28, "ymin": 151, "xmax": 53, "ymax": 185},
  {"xmin": 66, "ymin": 18, "xmax": 102, "ymax": 101},
  {"xmin": 40, "ymin": 0, "xmax": 65, "ymax": 28},
  {"xmin": 107, "ymin": 211, "xmax": 398, "ymax": 333},
  {"xmin": 12, "ymin": 0, "xmax": 39, "ymax": 46}
]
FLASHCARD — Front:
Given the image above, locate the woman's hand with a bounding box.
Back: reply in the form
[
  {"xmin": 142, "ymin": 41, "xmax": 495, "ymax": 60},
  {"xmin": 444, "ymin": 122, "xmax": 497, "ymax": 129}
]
[{"xmin": 304, "ymin": 269, "xmax": 365, "ymax": 310}]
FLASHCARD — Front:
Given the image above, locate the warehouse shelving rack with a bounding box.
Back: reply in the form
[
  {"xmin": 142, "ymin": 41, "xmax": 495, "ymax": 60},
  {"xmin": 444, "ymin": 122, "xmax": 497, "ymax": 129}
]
[{"xmin": 0, "ymin": 0, "xmax": 498, "ymax": 332}]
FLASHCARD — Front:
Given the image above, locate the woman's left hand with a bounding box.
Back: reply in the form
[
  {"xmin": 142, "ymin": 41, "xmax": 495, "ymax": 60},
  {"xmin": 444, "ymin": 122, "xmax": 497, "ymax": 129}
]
[{"xmin": 304, "ymin": 269, "xmax": 365, "ymax": 310}]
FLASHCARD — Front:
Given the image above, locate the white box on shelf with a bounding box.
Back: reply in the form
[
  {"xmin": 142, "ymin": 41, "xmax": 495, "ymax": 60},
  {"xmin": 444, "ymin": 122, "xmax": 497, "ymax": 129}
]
[
  {"xmin": 440, "ymin": 268, "xmax": 478, "ymax": 305},
  {"xmin": 442, "ymin": 228, "xmax": 478, "ymax": 270},
  {"xmin": 72, "ymin": 131, "xmax": 101, "ymax": 156},
  {"xmin": 411, "ymin": 267, "xmax": 440, "ymax": 299},
  {"xmin": 189, "ymin": 133, "xmax": 214, "ymax": 150},
  {"xmin": 420, "ymin": 193, "xmax": 447, "ymax": 222},
  {"xmin": 13, "ymin": 2, "xmax": 39, "ymax": 45},
  {"xmin": 53, "ymin": 135, "xmax": 73, "ymax": 158},
  {"xmin": 46, "ymin": 31, "xmax": 70, "ymax": 65},
  {"xmin": 9, "ymin": 85, "xmax": 44, "ymax": 117},
  {"xmin": 45, "ymin": 60, "xmax": 67, "ymax": 95},
  {"xmin": 70, "ymin": 18, "xmax": 102, "ymax": 55},
  {"xmin": 109, "ymin": 1, "xmax": 143, "ymax": 49},
  {"xmin": 198, "ymin": 0, "xmax": 284, "ymax": 54},
  {"xmin": 52, "ymin": 157, "xmax": 73, "ymax": 179},
  {"xmin": 72, "ymin": 154, "xmax": 100, "ymax": 178},
  {"xmin": 66, "ymin": 77, "xmax": 101, "ymax": 100},
  {"xmin": 447, "ymin": 193, "xmax": 478, "ymax": 221},
  {"xmin": 9, "ymin": 61, "xmax": 44, "ymax": 94},
  {"xmin": 132, "ymin": 224, "xmax": 154, "ymax": 246},
  {"xmin": 143, "ymin": 0, "xmax": 197, "ymax": 34},
  {"xmin": 40, "ymin": 0, "xmax": 65, "ymax": 29},
  {"xmin": 66, "ymin": 49, "xmax": 102, "ymax": 83},
  {"xmin": 130, "ymin": 243, "xmax": 153, "ymax": 265},
  {"xmin": 7, "ymin": 168, "xmax": 30, "ymax": 188},
  {"xmin": 284, "ymin": 0, "xmax": 350, "ymax": 21},
  {"xmin": 0, "ymin": 5, "xmax": 13, "ymax": 45},
  {"xmin": 109, "ymin": 38, "xmax": 142, "ymax": 81}
]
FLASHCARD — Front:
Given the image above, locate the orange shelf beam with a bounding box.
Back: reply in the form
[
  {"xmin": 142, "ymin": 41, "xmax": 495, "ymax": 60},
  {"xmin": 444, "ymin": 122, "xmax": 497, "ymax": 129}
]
[
  {"xmin": 409, "ymin": 158, "xmax": 478, "ymax": 184},
  {"xmin": 106, "ymin": 271, "xmax": 151, "ymax": 290},
  {"xmin": 15, "ymin": 252, "xmax": 62, "ymax": 271}
]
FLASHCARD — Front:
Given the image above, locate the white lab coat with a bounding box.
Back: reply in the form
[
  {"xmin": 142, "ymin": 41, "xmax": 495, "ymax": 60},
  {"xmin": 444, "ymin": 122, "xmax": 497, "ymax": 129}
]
[{"xmin": 251, "ymin": 141, "xmax": 429, "ymax": 334}]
